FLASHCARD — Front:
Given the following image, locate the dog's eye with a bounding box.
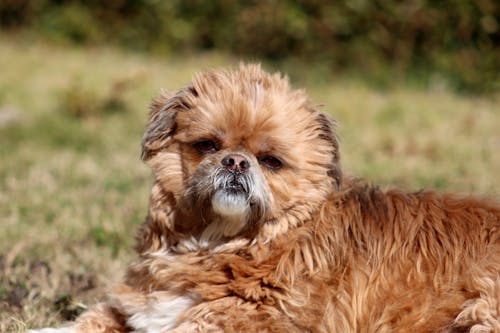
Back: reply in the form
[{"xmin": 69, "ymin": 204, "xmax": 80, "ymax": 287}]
[
  {"xmin": 259, "ymin": 155, "xmax": 283, "ymax": 170},
  {"xmin": 193, "ymin": 140, "xmax": 219, "ymax": 154}
]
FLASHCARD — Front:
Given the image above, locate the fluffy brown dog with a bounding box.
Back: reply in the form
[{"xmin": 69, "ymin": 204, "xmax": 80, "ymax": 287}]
[{"xmin": 31, "ymin": 64, "xmax": 499, "ymax": 333}]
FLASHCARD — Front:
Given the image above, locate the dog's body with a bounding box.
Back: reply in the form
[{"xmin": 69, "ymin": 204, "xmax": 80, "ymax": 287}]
[{"xmin": 31, "ymin": 65, "xmax": 500, "ymax": 333}]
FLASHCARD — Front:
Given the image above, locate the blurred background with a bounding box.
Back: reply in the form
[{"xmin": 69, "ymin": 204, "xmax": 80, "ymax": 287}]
[
  {"xmin": 1, "ymin": 0, "xmax": 499, "ymax": 91},
  {"xmin": 0, "ymin": 1, "xmax": 499, "ymax": 331}
]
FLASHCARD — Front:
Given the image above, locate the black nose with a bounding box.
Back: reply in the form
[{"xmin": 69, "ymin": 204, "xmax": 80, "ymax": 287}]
[{"xmin": 221, "ymin": 154, "xmax": 250, "ymax": 172}]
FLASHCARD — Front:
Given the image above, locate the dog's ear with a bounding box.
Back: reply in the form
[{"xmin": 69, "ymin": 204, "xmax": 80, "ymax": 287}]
[
  {"xmin": 315, "ymin": 112, "xmax": 343, "ymax": 190},
  {"xmin": 141, "ymin": 87, "xmax": 195, "ymax": 161}
]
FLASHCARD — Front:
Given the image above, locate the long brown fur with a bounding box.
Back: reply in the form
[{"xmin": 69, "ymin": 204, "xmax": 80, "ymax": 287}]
[{"xmin": 32, "ymin": 64, "xmax": 499, "ymax": 333}]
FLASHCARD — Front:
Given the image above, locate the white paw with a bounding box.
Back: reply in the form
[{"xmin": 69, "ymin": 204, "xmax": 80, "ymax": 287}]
[
  {"xmin": 27, "ymin": 327, "xmax": 76, "ymax": 333},
  {"xmin": 127, "ymin": 295, "xmax": 196, "ymax": 333}
]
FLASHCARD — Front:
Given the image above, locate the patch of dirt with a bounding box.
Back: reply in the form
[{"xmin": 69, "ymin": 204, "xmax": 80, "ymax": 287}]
[{"xmin": 0, "ymin": 249, "xmax": 100, "ymax": 325}]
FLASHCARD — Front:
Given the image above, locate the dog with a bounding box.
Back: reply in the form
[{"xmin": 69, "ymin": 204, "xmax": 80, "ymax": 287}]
[{"xmin": 31, "ymin": 64, "xmax": 499, "ymax": 333}]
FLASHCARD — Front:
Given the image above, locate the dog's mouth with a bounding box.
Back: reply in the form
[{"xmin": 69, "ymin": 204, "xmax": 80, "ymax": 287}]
[
  {"xmin": 224, "ymin": 176, "xmax": 247, "ymax": 195},
  {"xmin": 185, "ymin": 164, "xmax": 268, "ymax": 225},
  {"xmin": 209, "ymin": 171, "xmax": 252, "ymax": 219}
]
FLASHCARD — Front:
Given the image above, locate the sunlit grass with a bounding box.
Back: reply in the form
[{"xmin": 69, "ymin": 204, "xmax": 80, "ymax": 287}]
[
  {"xmin": 312, "ymin": 83, "xmax": 500, "ymax": 193},
  {"xmin": 0, "ymin": 36, "xmax": 498, "ymax": 331}
]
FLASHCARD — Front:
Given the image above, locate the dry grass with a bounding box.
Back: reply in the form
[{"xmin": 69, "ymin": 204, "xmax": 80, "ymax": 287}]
[{"xmin": 0, "ymin": 36, "xmax": 498, "ymax": 331}]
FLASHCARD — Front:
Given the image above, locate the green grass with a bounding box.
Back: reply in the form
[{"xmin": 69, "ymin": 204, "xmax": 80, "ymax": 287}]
[{"xmin": 0, "ymin": 35, "xmax": 498, "ymax": 331}]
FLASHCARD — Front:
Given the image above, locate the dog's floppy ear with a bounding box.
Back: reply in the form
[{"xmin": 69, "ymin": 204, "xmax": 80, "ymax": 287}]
[
  {"xmin": 316, "ymin": 112, "xmax": 343, "ymax": 190},
  {"xmin": 141, "ymin": 87, "xmax": 195, "ymax": 161}
]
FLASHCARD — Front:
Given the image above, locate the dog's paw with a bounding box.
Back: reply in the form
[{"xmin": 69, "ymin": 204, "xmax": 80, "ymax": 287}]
[
  {"xmin": 453, "ymin": 277, "xmax": 500, "ymax": 333},
  {"xmin": 126, "ymin": 295, "xmax": 196, "ymax": 332},
  {"xmin": 27, "ymin": 327, "xmax": 76, "ymax": 333}
]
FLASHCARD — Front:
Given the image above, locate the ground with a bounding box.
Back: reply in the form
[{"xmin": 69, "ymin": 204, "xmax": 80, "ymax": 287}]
[{"xmin": 0, "ymin": 35, "xmax": 499, "ymax": 331}]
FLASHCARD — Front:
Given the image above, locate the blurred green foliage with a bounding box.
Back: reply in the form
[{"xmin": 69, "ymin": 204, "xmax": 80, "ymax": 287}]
[
  {"xmin": 1, "ymin": 0, "xmax": 499, "ymax": 92},
  {"xmin": 59, "ymin": 76, "xmax": 132, "ymax": 118}
]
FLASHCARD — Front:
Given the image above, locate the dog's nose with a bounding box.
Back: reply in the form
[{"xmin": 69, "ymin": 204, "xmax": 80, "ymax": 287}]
[{"xmin": 221, "ymin": 154, "xmax": 250, "ymax": 172}]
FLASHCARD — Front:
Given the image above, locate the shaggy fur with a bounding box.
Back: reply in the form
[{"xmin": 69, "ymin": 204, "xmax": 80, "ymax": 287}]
[{"xmin": 30, "ymin": 64, "xmax": 500, "ymax": 333}]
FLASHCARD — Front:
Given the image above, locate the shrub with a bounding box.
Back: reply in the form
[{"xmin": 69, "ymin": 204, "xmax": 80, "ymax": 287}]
[{"xmin": 1, "ymin": 0, "xmax": 498, "ymax": 92}]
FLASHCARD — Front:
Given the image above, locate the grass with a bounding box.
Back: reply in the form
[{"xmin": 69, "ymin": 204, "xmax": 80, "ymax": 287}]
[{"xmin": 0, "ymin": 35, "xmax": 499, "ymax": 331}]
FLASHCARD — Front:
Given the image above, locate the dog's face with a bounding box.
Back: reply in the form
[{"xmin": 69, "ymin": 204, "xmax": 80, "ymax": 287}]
[{"xmin": 141, "ymin": 65, "xmax": 341, "ymax": 241}]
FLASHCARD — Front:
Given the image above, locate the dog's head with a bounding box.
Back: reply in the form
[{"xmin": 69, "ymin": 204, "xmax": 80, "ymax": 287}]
[{"xmin": 141, "ymin": 64, "xmax": 341, "ymax": 242}]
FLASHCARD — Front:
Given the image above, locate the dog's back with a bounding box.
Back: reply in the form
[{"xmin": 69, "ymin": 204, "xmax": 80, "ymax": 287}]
[{"xmin": 320, "ymin": 184, "xmax": 500, "ymax": 332}]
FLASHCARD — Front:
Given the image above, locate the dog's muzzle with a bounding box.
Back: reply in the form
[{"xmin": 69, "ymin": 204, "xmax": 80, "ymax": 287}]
[
  {"xmin": 184, "ymin": 152, "xmax": 269, "ymax": 225},
  {"xmin": 216, "ymin": 153, "xmax": 252, "ymax": 196},
  {"xmin": 223, "ymin": 173, "xmax": 249, "ymax": 195}
]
